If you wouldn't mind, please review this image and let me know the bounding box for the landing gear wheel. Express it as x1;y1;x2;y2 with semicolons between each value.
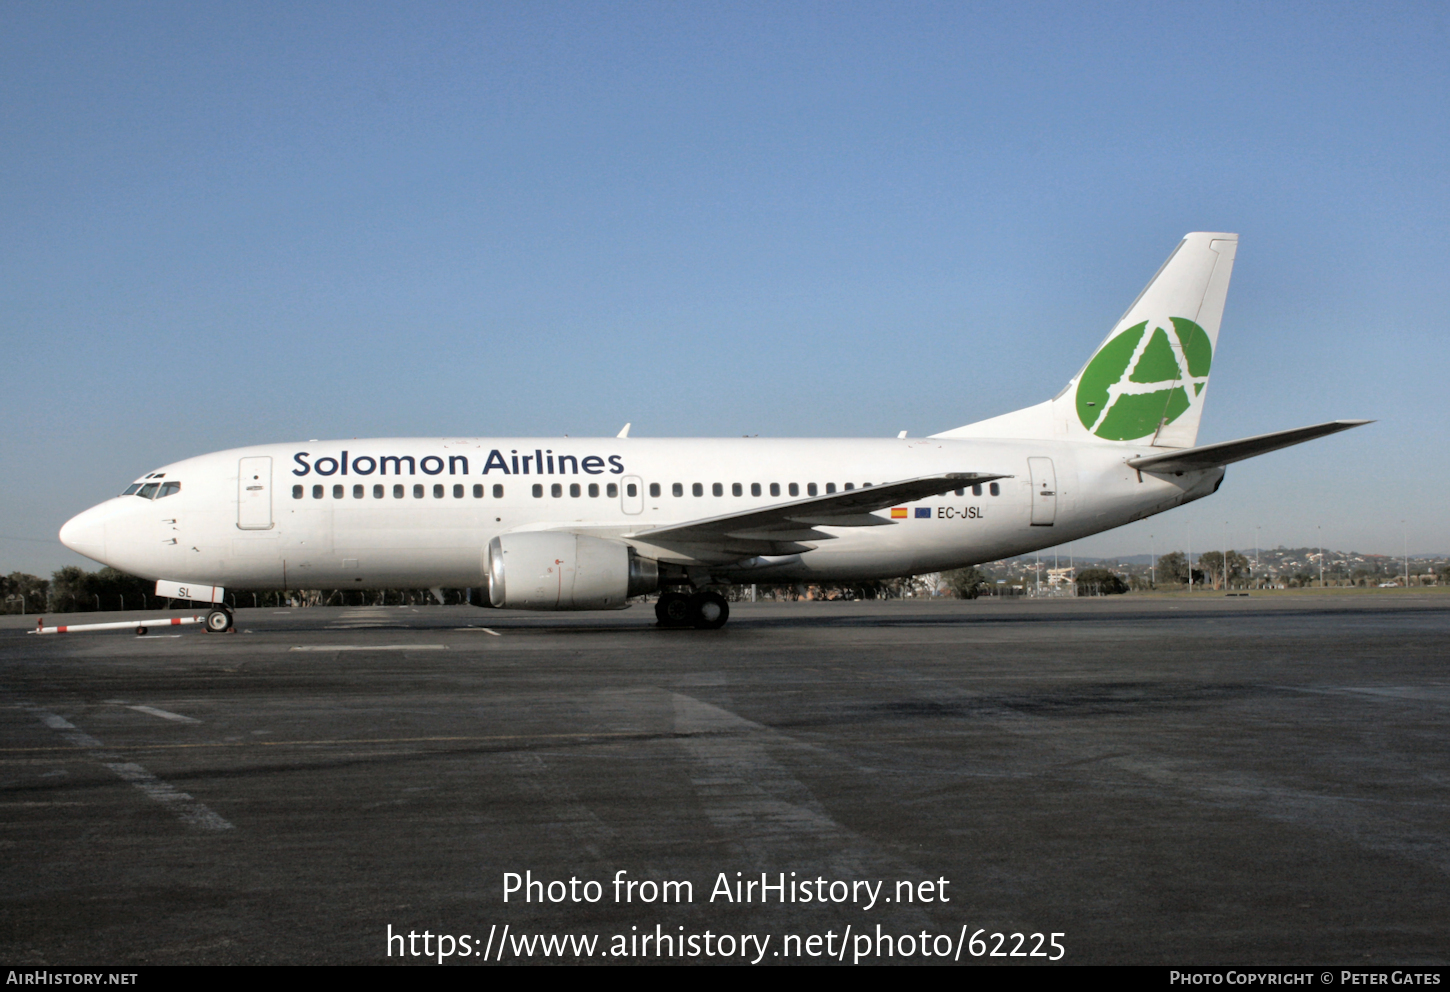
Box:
135;626;148;636
689;591;729;630
655;592;692;628
205;608;233;633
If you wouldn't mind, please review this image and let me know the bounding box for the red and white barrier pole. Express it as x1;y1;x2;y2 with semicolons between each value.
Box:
29;616;204;635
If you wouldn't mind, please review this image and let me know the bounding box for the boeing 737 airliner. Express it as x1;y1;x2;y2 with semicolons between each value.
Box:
59;233;1366;630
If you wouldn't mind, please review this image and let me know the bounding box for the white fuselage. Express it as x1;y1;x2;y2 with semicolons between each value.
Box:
59;435;1221;591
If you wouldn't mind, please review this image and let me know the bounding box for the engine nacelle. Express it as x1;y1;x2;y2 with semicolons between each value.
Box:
487;533;658;610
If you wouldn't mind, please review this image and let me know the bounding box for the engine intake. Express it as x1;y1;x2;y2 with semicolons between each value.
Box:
487;533;657;610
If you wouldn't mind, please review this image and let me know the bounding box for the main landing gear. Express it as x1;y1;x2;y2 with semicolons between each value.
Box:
655;590;730;630
205;607;235;633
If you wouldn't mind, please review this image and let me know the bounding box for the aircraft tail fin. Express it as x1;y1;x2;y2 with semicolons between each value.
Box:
934;232;1238;447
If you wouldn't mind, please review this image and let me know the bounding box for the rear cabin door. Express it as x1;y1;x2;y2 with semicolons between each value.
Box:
237;457;274;530
620;475;644;515
1028;457;1057;526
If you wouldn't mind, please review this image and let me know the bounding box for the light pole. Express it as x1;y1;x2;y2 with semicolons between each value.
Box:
1318;525;1324;588
1224;521;1229;591
1150;533;1155;587
1403;521;1409;588
1187;526;1193;593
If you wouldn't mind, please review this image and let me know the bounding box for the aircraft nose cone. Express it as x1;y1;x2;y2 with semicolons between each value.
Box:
59;508;107;562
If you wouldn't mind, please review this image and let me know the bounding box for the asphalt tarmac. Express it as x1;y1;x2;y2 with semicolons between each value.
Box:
2;594;1447;966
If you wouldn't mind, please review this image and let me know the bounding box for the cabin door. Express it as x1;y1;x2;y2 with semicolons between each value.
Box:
238;457;274;530
1028;457;1057;526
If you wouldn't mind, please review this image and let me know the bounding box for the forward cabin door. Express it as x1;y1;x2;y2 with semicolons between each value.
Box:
621;475;644;515
237;457;274;530
1028;457;1057;526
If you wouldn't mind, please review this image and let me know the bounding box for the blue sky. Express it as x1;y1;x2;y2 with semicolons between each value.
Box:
3;1;1447;573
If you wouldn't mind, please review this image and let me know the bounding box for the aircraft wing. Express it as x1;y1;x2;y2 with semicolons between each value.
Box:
624;472;1009;558
1126;420;1371;474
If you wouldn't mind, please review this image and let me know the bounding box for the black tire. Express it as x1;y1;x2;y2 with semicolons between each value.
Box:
135;627;147;636
205;608;233;633
689;591;729;630
655;592;692;628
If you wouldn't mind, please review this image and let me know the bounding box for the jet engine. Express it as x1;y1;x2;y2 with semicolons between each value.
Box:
487;533;658;610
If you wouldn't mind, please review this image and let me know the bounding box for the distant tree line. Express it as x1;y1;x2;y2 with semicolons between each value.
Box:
1;566;489;614
714;576;949;602
941;567;989;599
29;550;1431;616
1;571;55;614
1074;567;1129;595
6;564;1015;615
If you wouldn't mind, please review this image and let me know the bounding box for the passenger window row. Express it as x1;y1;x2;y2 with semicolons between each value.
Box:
288;479;1002;502
646;481;866;499
292;483;506;500
640;481;1003;495
529;482;625;498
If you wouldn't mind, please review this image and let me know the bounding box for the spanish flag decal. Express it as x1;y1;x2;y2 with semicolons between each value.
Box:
890;507;908;519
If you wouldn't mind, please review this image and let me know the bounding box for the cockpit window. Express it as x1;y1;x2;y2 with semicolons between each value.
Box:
122;483;143;496
137;483;159;499
157;481;181;499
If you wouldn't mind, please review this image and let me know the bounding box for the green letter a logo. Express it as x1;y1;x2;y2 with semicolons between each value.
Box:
1076;318;1212;440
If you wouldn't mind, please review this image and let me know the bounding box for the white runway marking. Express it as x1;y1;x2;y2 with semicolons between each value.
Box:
289;645;448;652
510;752;616;859
23;707;233;831
456;627;502;635
127;705;201;724
900;671;1450;881
39;713;98;742
663;689;936;927
102;763;233;830
1275;684;1450;704
332;610;395;627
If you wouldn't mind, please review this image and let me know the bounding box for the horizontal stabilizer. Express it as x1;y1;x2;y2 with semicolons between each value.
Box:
1126;420;1371;474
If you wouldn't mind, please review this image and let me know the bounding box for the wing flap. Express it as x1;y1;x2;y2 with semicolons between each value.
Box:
725;528;836;542
783;513;893;527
